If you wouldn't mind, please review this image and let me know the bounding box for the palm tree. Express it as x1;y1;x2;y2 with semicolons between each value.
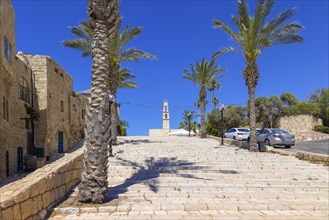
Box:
207;79;221;110
182;110;198;136
183;58;225;138
77;0;120;204
213;0;304;151
63;20;157;146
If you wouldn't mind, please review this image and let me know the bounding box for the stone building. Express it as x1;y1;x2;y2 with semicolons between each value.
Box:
0;0;34;181
0;0;88;181
19;53;89;159
149;100;172;136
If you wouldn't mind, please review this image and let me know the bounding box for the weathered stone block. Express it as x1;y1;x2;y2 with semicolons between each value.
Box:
35;195;43;212
20;199;35;219
2;207;13;220
42;191;52;209
0;195;14;209
12;187;31;203
12;203;22;220
30;178;47;197
64;171;74;184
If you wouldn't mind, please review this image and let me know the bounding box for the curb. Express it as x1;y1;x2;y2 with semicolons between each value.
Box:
266;147;328;166
208;135;328;166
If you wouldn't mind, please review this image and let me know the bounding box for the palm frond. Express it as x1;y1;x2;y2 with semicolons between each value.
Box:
118;25;142;53
212;47;239;59
118;81;138;89
120;48;158;63
62;39;92;57
118;67;138;89
271;22;304;44
238;0;250;30
212;19;240;44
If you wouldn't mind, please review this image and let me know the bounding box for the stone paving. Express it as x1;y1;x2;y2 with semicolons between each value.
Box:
50;136;329;219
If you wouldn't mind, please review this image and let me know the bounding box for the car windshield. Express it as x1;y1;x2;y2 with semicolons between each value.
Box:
271;129;288;134
237;129;249;132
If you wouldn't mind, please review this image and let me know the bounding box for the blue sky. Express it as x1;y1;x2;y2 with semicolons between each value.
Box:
12;0;328;136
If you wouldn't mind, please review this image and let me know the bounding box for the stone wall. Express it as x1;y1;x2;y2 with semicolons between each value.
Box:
0;58;34;180
69;94;88;147
278;115;323;132
149;129;170;137
19;54;88;158
0;147;84;220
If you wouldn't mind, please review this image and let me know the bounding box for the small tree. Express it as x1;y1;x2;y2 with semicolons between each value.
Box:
207;79;221;110
181;110;198;136
183;58;226;138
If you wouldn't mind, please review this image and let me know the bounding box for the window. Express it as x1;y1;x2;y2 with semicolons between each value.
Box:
60;100;64;112
54;68;59;74
19;77;30;103
82;109;85;119
3;97;9;122
164;114;167;119
4;37;12;63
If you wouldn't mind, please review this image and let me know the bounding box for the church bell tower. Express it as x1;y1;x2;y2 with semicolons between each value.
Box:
162;100;170;130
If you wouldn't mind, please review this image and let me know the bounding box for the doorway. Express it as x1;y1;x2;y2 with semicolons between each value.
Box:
58;130;64;153
17;147;24;171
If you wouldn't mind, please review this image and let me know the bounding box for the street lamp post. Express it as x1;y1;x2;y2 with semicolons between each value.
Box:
221;106;224;145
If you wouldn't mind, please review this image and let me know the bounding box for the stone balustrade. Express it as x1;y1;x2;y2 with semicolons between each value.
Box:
0;148;84;220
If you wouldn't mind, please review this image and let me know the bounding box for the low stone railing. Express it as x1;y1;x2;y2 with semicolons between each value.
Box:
0;147;84;219
208;135;328;166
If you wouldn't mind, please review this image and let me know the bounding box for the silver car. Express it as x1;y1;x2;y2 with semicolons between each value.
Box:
257;128;295;148
224;128;250;141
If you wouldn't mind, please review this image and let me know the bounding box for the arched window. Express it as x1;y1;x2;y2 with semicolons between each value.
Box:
165;114;167;119
19;77;30;103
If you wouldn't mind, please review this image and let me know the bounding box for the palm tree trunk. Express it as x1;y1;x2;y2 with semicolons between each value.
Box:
78;0;119;204
212;91;215;110
200;101;207;138
109;66;119;147
243;62;259;152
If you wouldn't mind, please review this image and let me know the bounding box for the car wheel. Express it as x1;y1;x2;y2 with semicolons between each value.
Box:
233;136;236;140
265;139;271;146
285;145;291;148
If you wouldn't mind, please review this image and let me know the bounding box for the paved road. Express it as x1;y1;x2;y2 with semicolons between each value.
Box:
50;136;329;219
275;139;329;155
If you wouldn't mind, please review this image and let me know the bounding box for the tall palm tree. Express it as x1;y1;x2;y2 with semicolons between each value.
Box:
183;58;225;138
213;0;304;151
77;0;120;204
63;20;157;145
207;79;221;110
182;110;198;136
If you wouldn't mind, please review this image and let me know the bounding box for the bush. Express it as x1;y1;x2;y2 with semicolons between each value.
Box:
314;125;329;134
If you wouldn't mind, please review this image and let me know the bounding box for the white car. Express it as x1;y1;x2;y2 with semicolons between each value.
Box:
224;128;250;141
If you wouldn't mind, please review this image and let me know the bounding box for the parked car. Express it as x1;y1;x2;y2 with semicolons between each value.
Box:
256;128;295;148
224;128;250;141
247;129;262;142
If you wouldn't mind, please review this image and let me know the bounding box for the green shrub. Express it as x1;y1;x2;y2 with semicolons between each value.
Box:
314;125;329;134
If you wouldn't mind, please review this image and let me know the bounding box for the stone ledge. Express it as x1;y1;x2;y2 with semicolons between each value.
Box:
268;147;328;166
0;147;84;219
209;135;328;166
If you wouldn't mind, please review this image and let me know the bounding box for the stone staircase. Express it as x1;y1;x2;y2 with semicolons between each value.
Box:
51;136;329;219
